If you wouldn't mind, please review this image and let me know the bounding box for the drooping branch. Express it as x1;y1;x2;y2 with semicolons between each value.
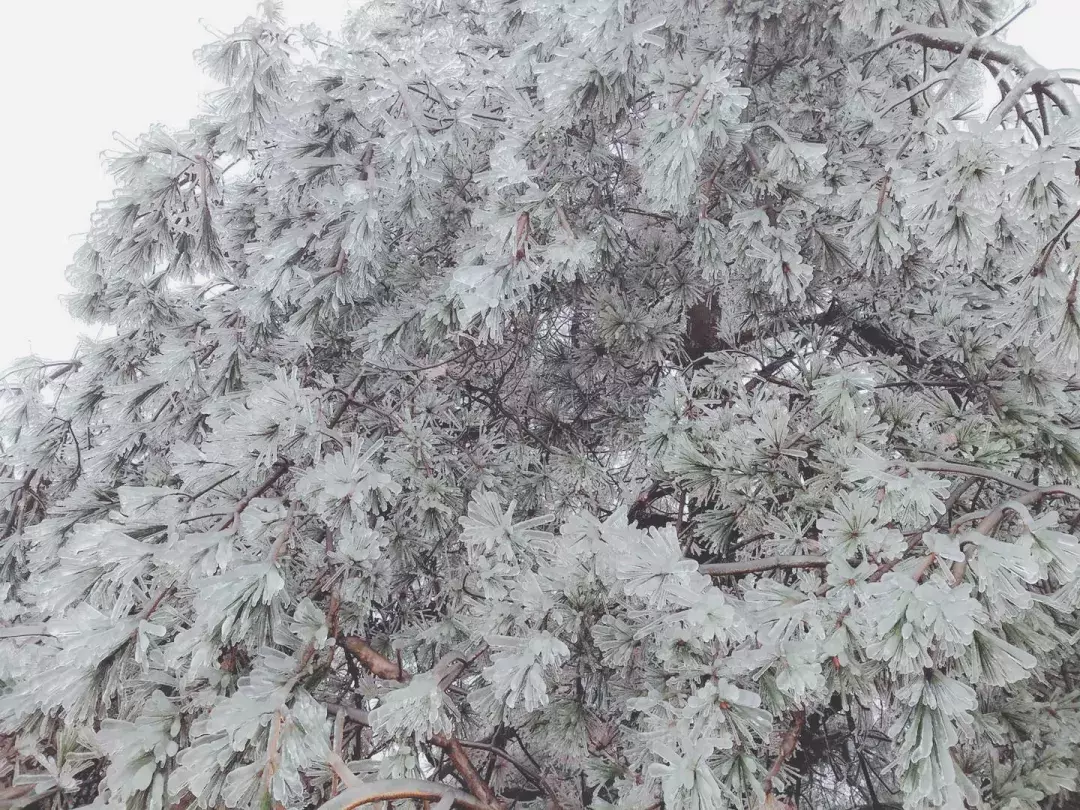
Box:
897;23;1080;117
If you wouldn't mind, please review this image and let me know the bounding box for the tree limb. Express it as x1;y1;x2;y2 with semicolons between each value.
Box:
911;461;1038;492
338;635;411;682
431;736;505;810
763;711;806;797
897;24;1080;117
313;779;493;810
698;555;828;577
336;638;509;808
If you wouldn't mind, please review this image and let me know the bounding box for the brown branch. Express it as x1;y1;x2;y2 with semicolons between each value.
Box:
338;635;411;682
314;779;493;810
763;711;806;797
134;460;293;624
456;741;564;810
951;487;1053;583
431;736;505;810
325;702;371;727
139;581;177;622
699;555;827;578
2;470;36;539
911;461;1037;493
217;459;292;531
337;640;509;808
327;374;366;430
323;703;511;809
452;741;542;788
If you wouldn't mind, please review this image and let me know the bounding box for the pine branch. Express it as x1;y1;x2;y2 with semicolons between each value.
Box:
451;741;543;789
336;638;508;807
763;711;806;797
217;459;292;531
897;23;1080;116
338;635;411;682
314;779;493;810
1032;205;1080;276
951;487;1056;582
430;736;505;810
912;461;1039;493
698;555;828;577
324;702;370;727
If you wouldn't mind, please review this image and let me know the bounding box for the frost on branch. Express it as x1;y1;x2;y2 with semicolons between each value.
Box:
5;1;1080;809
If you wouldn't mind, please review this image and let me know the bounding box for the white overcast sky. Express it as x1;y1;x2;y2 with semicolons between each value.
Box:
0;0;1076;367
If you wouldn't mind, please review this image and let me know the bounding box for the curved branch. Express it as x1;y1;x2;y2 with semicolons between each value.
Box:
950;484;1080;582
898;24;1080;117
314;779;493;810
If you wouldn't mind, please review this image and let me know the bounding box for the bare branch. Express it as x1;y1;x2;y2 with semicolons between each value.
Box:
325;702;371;727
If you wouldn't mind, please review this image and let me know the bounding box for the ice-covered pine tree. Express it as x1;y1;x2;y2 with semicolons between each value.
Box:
4;0;1080;808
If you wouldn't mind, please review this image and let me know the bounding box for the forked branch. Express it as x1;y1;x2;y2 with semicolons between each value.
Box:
898;23;1080;117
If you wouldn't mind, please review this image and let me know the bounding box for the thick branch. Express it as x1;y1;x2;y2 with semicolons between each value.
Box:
314;779;493;810
950;488;1075;583
338;635;411;682
431;736;505;810
325;702;371;726
699;555;827;578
